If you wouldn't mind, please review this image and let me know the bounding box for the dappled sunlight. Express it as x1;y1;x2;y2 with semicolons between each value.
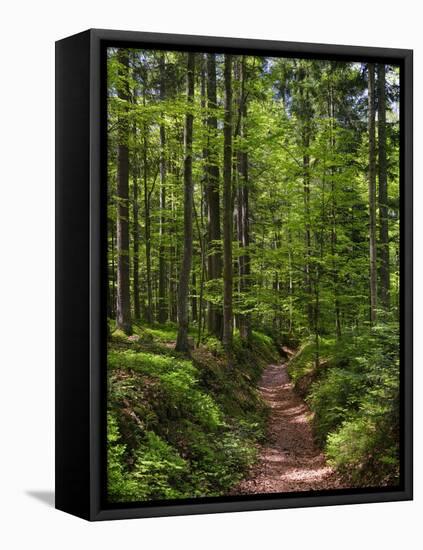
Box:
236;362;348;494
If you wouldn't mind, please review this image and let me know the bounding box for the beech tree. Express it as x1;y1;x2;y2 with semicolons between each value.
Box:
378;63;390;310
107;50;399;356
158;53;168;323
205;53;223;338
175;52;195;352
107;50;401;499
236;57;251;342
368;63;378;324
222;54;233;354
115;49;132;334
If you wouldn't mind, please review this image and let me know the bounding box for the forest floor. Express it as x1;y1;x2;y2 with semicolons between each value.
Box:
234;361;346;494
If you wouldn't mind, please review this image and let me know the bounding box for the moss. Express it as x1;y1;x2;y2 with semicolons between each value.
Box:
111;328;129;342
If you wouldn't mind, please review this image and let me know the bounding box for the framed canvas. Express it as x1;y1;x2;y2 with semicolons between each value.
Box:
55;29;413;521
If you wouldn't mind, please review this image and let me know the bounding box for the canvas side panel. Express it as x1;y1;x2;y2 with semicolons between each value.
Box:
55;30;91;520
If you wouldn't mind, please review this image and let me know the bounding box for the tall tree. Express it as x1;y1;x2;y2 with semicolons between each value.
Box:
237;57;252;342
132;127;141;320
115;49;132;334
110;222;116;318
368;63;378;324
158;53;168;323
143;83;153;324
205;53;223;337
222;54;234;354
378;63;390;310
328;71;341;337
196;54;208;344
297;62;314;330
175;52;195;352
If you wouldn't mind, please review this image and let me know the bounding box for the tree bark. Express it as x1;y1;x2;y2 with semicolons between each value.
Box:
328;79;341;338
169;180;178;322
191;272;198;322
378;63;390;310
110;222;116;318
237;57;252;342
175;52;195;352
158;53;168;323
205;53;223;338
142;91;153;324
116;49;132;334
368;63;378;324
132;137;140;321
222;54;234;354
298;64;313;330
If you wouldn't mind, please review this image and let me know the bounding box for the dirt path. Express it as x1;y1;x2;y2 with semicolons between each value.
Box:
236;362;344;494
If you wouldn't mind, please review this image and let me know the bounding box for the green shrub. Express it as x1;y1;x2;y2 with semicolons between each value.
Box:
307;367;363;445
107;329;271;502
289;325;400;486
326;401;399;486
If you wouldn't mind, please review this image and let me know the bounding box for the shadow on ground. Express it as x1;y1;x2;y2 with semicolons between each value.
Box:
26;490;55;508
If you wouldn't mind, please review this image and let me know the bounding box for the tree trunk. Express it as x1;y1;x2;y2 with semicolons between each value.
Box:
299;65;313;330
158;54;168;323
237;57;252;342
116;49;132;334
378;63;390;310
110;221;116;319
205;53;223;338
222;54;234;355
197;55;207;345
328;80;341;338
368;63;378;324
303;154;313;328
191;272;198;322
143;88;153;323
175;52;195;352
169;181;178;322
132;141;140;321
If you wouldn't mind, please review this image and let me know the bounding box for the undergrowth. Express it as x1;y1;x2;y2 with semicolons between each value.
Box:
287;323;400;487
107;324;278;502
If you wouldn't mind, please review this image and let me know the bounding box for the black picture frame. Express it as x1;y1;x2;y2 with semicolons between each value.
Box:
55;28;413;521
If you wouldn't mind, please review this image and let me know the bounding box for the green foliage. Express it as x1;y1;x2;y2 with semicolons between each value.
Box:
288;324;400;486
106;49;401;495
326;407;399;487
288;337;336;384
107;328;275;502
308;366;363;444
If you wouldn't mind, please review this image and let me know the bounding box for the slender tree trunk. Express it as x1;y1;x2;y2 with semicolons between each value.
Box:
132;143;140;321
237;57;252;342
303;153;312;328
169;181;178;322
378;63;390;310
288;232;293;335
191;272;198;322
175;53;195;352
222;54;234;355
158;54;168;323
205;53;223;338
314;228;323;368
107;220;113;318
299;66;313;330
110;221;116;319
328;81;341;338
368;63;378;324
143;87;153;323
197;56;207;344
116;49;132;334
193;196;206;345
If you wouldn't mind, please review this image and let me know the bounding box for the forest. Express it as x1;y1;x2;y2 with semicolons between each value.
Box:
106;47;400;502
